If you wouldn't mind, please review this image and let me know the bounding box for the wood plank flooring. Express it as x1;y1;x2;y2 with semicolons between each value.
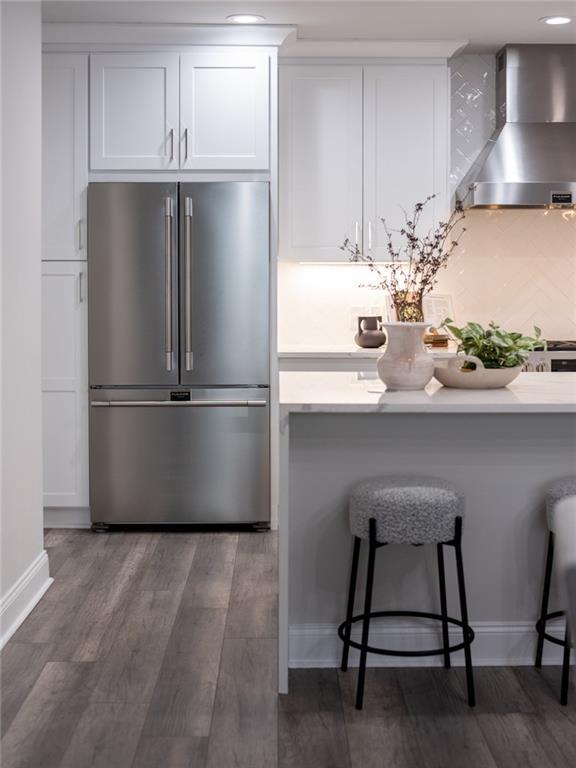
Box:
1;529;277;768
280;666;576;768
1;529;575;768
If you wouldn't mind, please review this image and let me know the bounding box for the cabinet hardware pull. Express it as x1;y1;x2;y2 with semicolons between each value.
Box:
91;400;267;408
77;220;84;251
79;272;85;303
183;127;189;164
169;128;174;162
368;220;373;251
354;221;359;248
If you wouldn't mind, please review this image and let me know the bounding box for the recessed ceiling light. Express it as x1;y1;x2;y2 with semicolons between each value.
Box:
539;16;572;25
226;14;265;25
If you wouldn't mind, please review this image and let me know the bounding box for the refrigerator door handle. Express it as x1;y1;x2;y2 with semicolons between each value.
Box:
91;399;267;408
164;197;174;371
184;196;193;370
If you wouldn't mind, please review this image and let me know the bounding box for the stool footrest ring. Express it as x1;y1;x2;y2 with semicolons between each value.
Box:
536;610;568;649
338;610;475;658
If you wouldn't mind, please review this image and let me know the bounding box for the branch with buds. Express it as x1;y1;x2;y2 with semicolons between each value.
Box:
340;194;467;322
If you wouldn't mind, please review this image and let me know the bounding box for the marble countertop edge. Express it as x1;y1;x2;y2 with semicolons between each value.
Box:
278;372;576;415
281;402;576;414
278;346;456;359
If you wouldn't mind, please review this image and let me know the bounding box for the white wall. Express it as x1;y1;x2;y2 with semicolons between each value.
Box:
0;1;51;646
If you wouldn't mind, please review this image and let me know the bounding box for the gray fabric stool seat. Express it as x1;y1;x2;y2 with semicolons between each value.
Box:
340;475;475;711
545;477;576;531
536;476;576;705
349;475;464;545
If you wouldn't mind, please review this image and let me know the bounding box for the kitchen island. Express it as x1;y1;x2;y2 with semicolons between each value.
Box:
278;371;576;692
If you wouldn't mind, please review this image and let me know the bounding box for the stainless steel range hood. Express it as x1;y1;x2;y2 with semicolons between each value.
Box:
458;44;576;208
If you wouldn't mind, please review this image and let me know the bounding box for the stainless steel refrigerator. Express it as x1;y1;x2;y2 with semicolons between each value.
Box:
88;182;270;527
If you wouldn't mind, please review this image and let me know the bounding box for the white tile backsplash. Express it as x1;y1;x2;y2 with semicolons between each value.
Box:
435;209;576;339
449;54;496;193
278;210;576;348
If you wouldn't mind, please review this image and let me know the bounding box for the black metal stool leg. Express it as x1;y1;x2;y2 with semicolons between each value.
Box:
437;543;451;669
454;518;475;707
341;536;361;672
560;623;571;706
535;531;555;668
355;518;377;710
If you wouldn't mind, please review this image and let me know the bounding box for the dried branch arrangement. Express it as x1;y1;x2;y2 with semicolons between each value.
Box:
340;194;467;322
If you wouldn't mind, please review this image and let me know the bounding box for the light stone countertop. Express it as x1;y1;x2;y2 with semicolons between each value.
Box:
279;371;576;414
278;344;456;359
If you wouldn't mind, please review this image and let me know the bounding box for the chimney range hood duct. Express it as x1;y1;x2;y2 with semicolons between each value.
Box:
457;44;576;208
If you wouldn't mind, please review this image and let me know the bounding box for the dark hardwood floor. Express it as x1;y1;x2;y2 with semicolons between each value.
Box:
1;529;574;768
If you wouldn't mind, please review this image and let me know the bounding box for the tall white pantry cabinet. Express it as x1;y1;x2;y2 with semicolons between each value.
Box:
280;61;450;261
42;54;89;511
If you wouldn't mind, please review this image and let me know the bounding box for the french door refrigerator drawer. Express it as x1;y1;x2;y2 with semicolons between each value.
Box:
89;389;270;525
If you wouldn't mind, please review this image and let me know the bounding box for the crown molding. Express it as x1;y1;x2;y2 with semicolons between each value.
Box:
42;22;296;48
279;38;469;59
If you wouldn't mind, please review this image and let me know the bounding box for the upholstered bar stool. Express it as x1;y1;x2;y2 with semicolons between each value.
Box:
338;476;475;710
535;477;576;705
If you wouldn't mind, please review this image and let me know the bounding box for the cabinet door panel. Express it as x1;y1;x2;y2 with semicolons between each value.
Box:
42;54;88;260
90;53;179;170
364;65;449;260
280;66;363;261
42;263;88;508
180;52;269;169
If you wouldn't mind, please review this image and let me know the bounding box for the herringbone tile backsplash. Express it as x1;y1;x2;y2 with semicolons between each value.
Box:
436;208;576;339
278;208;576;347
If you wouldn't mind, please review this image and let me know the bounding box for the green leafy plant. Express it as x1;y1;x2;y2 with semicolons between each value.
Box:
441;320;546;369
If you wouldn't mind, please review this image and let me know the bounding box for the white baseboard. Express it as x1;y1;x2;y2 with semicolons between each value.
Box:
0;551;53;648
44;507;91;529
289;619;571;668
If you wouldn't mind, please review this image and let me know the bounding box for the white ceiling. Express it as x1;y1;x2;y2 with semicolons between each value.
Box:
42;1;576;52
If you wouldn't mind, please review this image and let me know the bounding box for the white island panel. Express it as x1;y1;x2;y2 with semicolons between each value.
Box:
278;372;576;692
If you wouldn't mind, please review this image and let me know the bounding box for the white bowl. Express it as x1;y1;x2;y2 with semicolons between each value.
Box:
434;355;522;389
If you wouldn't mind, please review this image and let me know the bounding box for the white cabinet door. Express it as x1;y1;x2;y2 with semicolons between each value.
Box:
42;54;88;260
90;53;179;170
363;64;449;260
42;262;88;508
180;52;269;170
279;66;363;261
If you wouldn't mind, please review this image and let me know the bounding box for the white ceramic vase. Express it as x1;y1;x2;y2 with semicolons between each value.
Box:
377;322;434;391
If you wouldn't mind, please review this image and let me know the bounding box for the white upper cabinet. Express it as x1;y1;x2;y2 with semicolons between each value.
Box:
88;51;269;171
42;262;89;508
363;64;449;260
280;66;363;261
90;53;180;170
42;54;88;260
279;62;449;261
180;52;269;170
